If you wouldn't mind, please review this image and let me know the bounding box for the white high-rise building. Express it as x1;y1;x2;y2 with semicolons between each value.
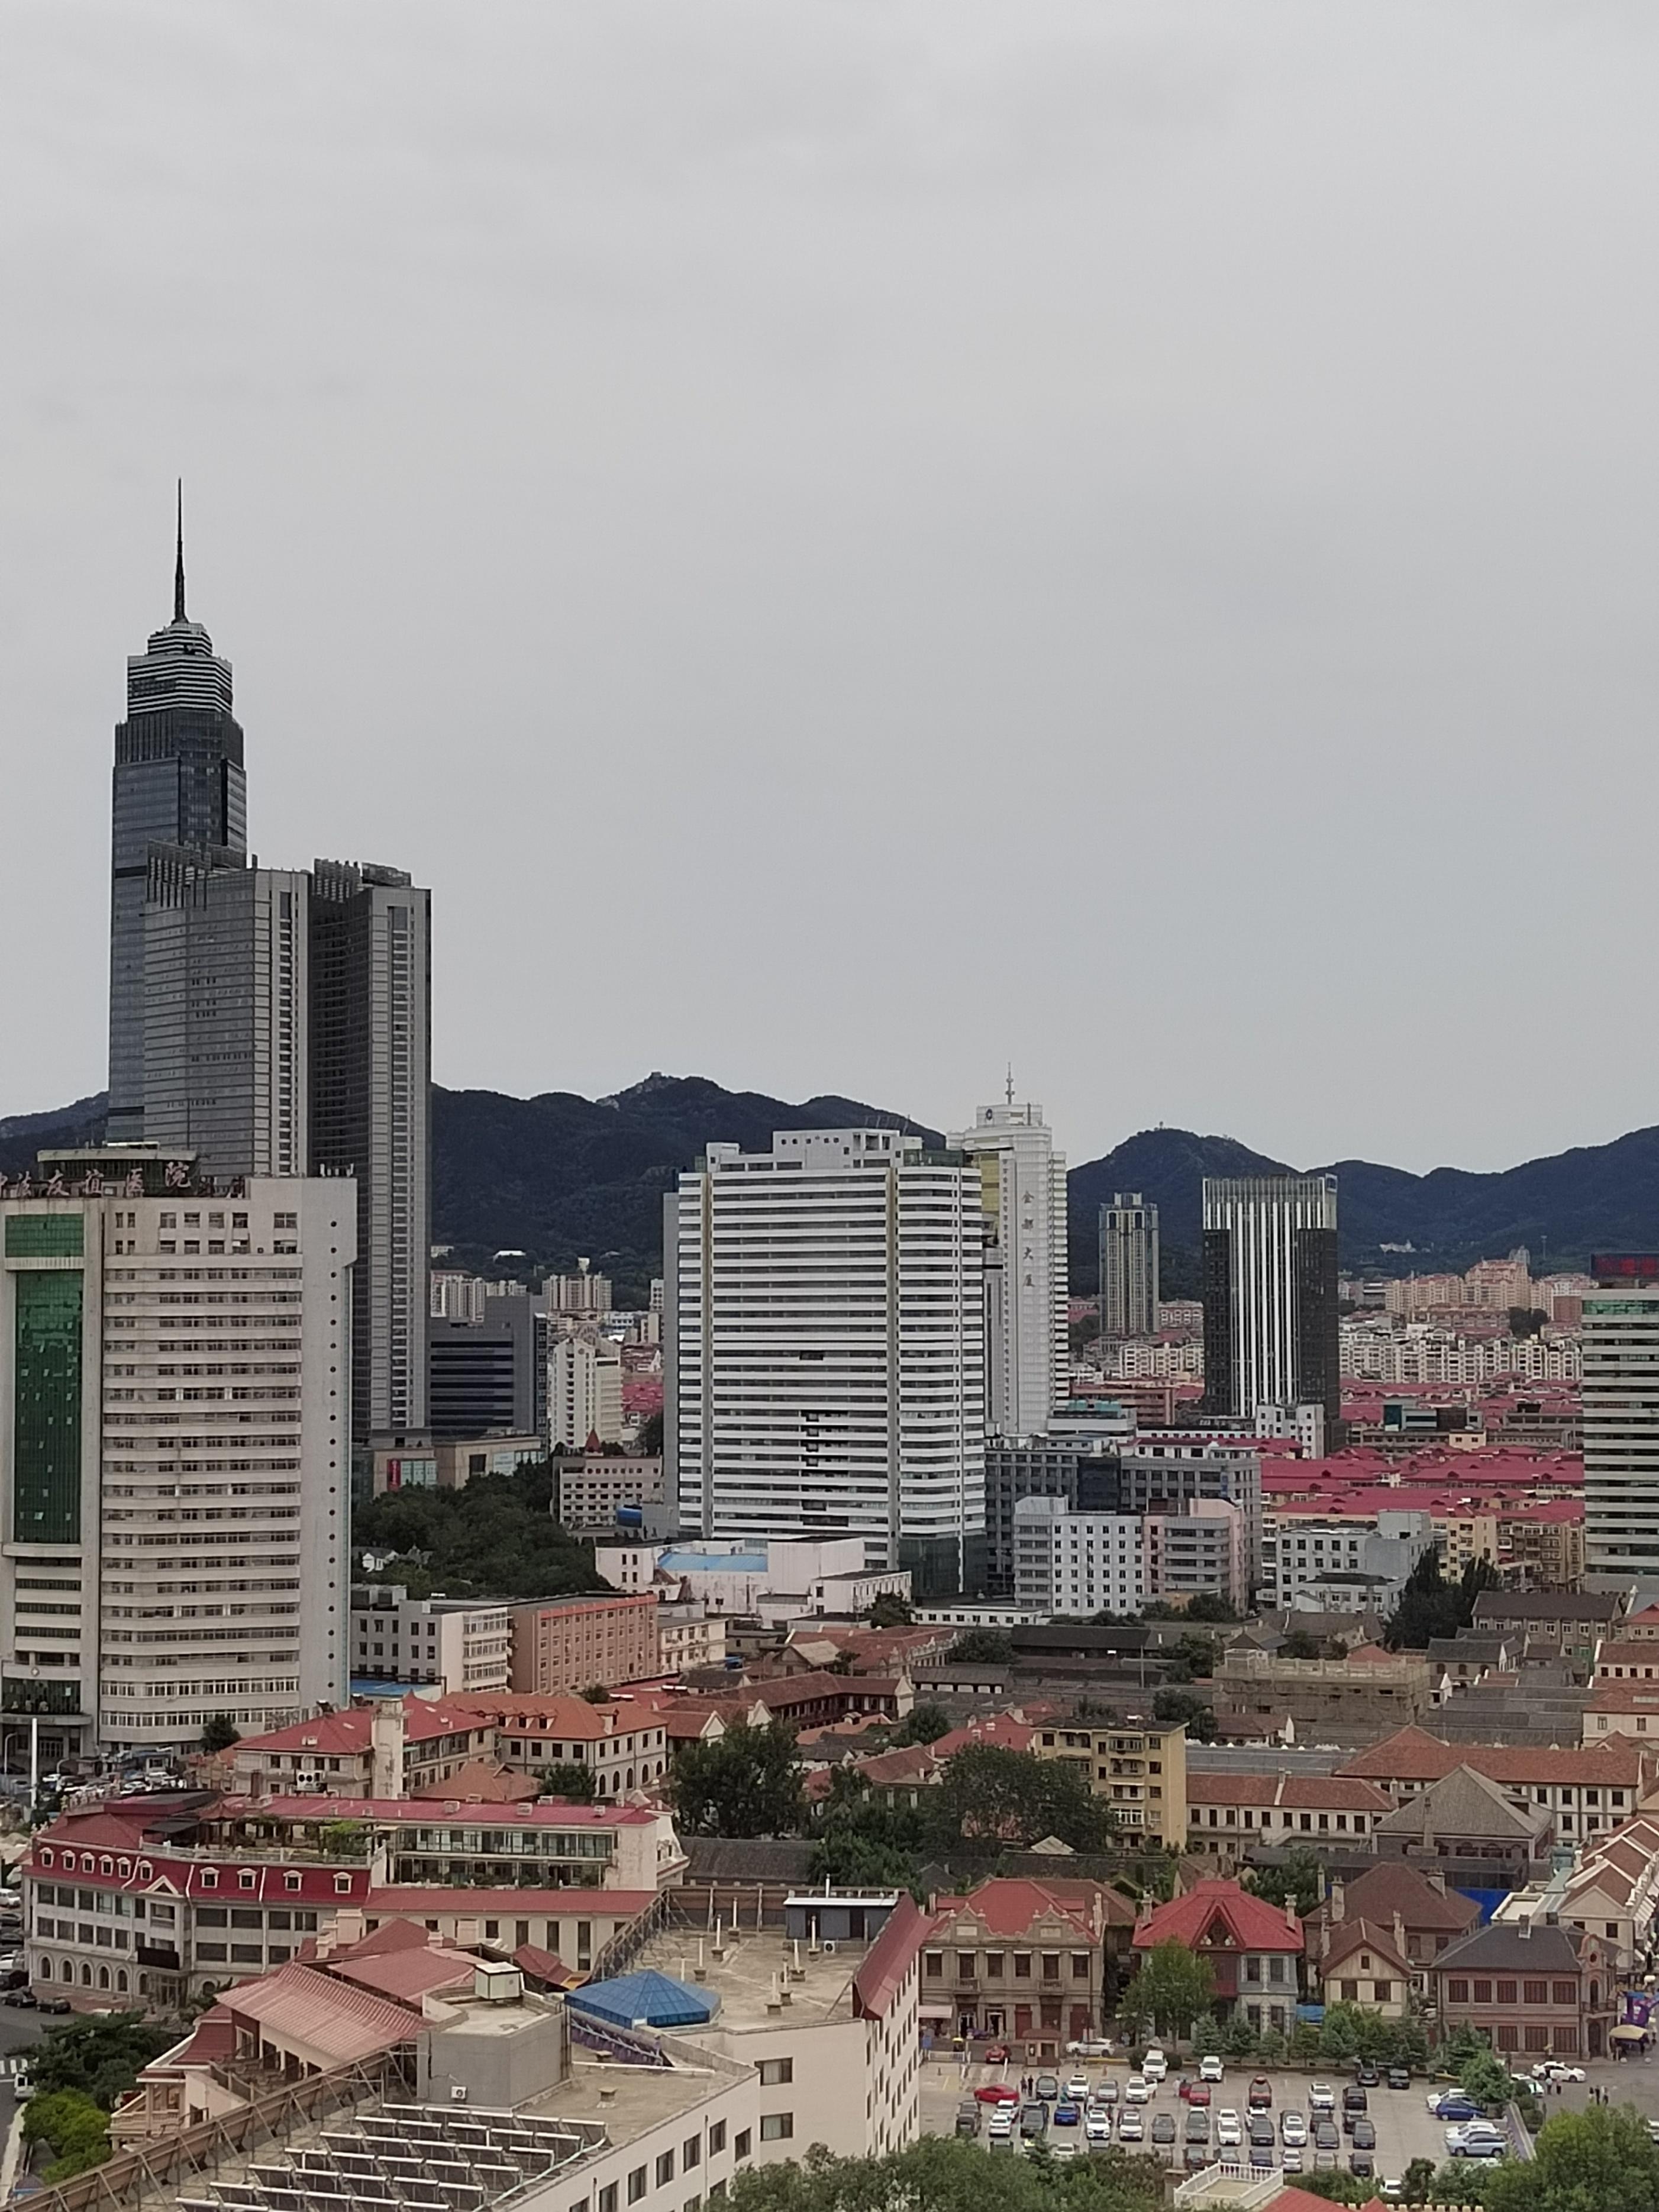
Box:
0;1146;354;1761
949;1101;1067;1440
1012;1495;1147;1616
549;1333;622;1450
1583;1258;1659;1590
664;1129;984;1585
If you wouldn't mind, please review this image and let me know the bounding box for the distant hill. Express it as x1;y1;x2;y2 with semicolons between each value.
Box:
12;1082;1659;1297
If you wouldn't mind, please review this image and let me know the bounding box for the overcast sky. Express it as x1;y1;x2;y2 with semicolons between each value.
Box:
2;2;1655;1174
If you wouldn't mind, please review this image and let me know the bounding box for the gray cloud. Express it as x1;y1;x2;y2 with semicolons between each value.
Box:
2;1;1655;1175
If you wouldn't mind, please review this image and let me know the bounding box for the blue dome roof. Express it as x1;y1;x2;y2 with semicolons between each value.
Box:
567;1969;720;2029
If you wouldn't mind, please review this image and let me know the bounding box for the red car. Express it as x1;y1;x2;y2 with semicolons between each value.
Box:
983;2045;1011;2064
976;2083;1021;2105
1248;2078;1273;2110
1179;2081;1212;2106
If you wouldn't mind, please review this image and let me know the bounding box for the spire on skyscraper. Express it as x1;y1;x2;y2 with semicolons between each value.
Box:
174;479;186;623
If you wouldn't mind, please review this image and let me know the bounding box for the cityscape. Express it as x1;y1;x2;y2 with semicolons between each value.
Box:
3;9;1658;2212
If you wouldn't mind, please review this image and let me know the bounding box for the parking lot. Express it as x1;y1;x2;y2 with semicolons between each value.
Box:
921;2059;1487;2187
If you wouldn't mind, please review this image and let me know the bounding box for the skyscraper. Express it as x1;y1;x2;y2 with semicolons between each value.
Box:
1201;1174;1340;1426
664;1128;985;1589
1581;1254;1659;1590
1099;1191;1160;1337
108;513;246;1146
950;1100;1067;1439
106;523;431;1455
309;860;431;1442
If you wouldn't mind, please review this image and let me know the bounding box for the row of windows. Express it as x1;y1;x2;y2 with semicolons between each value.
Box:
1444;1978;1579;2005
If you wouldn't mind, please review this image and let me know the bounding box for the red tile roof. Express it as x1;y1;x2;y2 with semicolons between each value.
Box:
1320;1862;1480;1934
853;1892;929;2018
1337;1724;1647;1787
1319;1918;1412;1979
1187;1774;1392;1814
234;1697;490;1756
408;1759;541;1803
221;1962;425;2063
364;1887;658;1916
929;1714;1037;1759
932;1879;1096;1945
1133;1879;1303;1955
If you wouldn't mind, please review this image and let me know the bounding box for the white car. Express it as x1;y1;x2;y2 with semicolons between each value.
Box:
988;2113;1015;2141
1446;2123;1506;2159
1216;2110;1242;2149
1125;2075;1153;2104
1064;2075;1091;2104
1067;2039;1112;2059
1049;2142;1079;2165
1118;2112;1145;2142
1281;2113;1308;2148
1142;2047;1169;2082
1199;2055;1224;2084
1309;2082;1335;2112
1085;2112;1112;2144
1531;2061;1585;2084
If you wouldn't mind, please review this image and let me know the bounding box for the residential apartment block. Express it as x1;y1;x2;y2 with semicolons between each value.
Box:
1030;1714;1187;1846
509;1591;661;1696
349;1585;512;1694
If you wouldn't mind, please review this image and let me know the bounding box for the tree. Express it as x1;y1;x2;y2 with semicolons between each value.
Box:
1279;1629;1325;1660
1430;2162;1493;2207
1289;2178;1374;2207
318;1820;369;1860
538;1762;597;1802
353;1459;608;1602
889;1702;950;1747
1386;1553;1501;1651
670;1723;805;1838
1458;2048;1514;2110
809;1826;920;1892
637;1408;664;1455
1508;1307;1548;1342
1248;1849;1325;1917
728;2133;1166;2212
1125;1940;1214;2039
28;2013;177;2111
947;1630;1013;1667
1151;1687;1216;1742
1219;2010;1257;2061
926;1746;1114;1853
865;1592;914;1628
22;2090;110;2183
1182;1594;1240;1625
1318;2004;1360;2062
1399;2157;1438;2205
1173;1632;1218;1679
579;1684;612;1704
200;1714;240;1754
1483;2103;1659;2212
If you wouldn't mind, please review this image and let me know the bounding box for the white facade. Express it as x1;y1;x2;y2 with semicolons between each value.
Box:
594;1535;870;1611
664;1130;985;1575
1012;1495;1147;1615
1583;1275;1659;1587
349;1588;512;1693
1263;1510;1436;1611
0;1159;354;1756
951;1102;1067;1439
555;1453;664;1531
548;1333;622;1449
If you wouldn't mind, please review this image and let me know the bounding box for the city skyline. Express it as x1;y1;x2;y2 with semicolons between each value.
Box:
7;7;1659;1176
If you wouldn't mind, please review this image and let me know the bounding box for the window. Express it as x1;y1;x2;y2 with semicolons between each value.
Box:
200;1870;217;1889
1341;1980;1360;2002
334;1875;351;1895
656;2153;675;2188
628;2171;648;2204
1497;1981;1517;2005
1553;2027;1579;2055
759;2059;793;2085
985;1951;1004;1978
683;2139;701;2170
1553;1982;1576;2005
734;2134;751;2163
600;2187;618;2212
1071;1953;1089;1980
1473;1980;1493;2004
708;2124;726;2156
1524;2026;1550;2052
1524;1980;1548;2005
924;1953;943;1979
957;1952;977;1981
1041;1953;1060;1981
1448;1979;1470;2003
1014;1953;1032;1979
1374;1981;1393;2003
1496;2026;1519;2051
760;2117;793;2143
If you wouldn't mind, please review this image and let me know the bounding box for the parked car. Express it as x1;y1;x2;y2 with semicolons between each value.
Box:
1314;2149;1338;2172
1309;2082;1336;2113
956;2104;981;2137
1350;2152;1376;2178
1446;2123;1506;2161
1066;2039;1112;2059
1035;2075;1060;2103
1085;2111;1112;2144
1124;2076;1153;2105
1184;2111;1211;2143
988;2113;1015;2144
1282;2149;1303;2174
1248;2117;1276;2149
984;2045;1011;2064
1;1991;35;2010
1142;2047;1169;2082
1053;2104;1080;2130
1351;2120;1376;2151
1199;2055;1224;2084
1281;2113;1308;2148
1021;2105;1048;2140
1428;2092;1480;2121
1184;2143;1211;2171
1182;2083;1212;2107
1049;2142;1080;2166
1064;2077;1091;2105
1386;2066;1412;2091
1248;2077;1274;2111
1531;2061;1585;2085
1216;2110;1242;2149
1092;2078;1119;2105
36;1998;70;2016
1117;2112;1144;2143
1249;2142;1276;2171
1151;2113;1176;2147
1354;2061;1380;2087
1314;2121;1339;2153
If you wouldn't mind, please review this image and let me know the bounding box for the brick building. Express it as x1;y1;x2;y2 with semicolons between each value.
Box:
1431;1916;1616;2061
510;1591;661;1695
1131;1879;1303;2036
921;1879;1113;2058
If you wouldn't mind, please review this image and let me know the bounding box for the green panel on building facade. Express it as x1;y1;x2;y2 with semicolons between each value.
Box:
12;1271;83;1544
4;1215;85;1259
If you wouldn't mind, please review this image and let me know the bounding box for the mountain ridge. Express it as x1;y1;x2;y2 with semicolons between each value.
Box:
7;1084;1655;1298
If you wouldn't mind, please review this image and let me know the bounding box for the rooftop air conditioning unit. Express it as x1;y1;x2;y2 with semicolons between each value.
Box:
450;2085;469;2103
822;1940;837;1956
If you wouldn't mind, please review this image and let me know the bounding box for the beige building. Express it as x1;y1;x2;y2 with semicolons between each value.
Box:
555;1453;665;1531
550;1334;623;1449
510;1591;661;1695
370;1433;544;1494
1030;1715;1187;1846
659;1602;727;1676
349;1585;512;1694
1315;1918;1412;2016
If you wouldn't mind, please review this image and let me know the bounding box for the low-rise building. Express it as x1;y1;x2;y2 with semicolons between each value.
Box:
1471;1588;1625;1666
509;1592;662;1696
1263;1511;1435;1614
1186;1771;1393;1859
1131;1879;1303;2036
230;1698;497;1798
1030;1715;1188;1847
921;1879;1113;2056
1314;1918;1412;2016
350;1586;514;1694
453;1692;670;1795
1336;1724;1652;1844
1214;1645;1434;1735
658;1602;728;1676
1306;1861;1480;1993
372;1433;546;1494
1582;1680;1659;1743
1431;1914;1616;2061
554;1453;666;1531
1371;1763;1555;1882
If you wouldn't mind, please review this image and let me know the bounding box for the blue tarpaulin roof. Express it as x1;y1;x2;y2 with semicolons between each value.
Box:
567;1970;720;2029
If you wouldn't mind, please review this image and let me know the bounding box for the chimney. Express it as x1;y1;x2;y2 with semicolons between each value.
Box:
371;1700;407;1801
1330;1878;1346;1926
1285;1899;1299;1934
1519;1913;1532;1940
1393;1910;1406;1959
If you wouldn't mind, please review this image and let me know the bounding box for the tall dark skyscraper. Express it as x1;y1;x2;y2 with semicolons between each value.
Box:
1200;1173;1340;1427
108;508;247;1144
